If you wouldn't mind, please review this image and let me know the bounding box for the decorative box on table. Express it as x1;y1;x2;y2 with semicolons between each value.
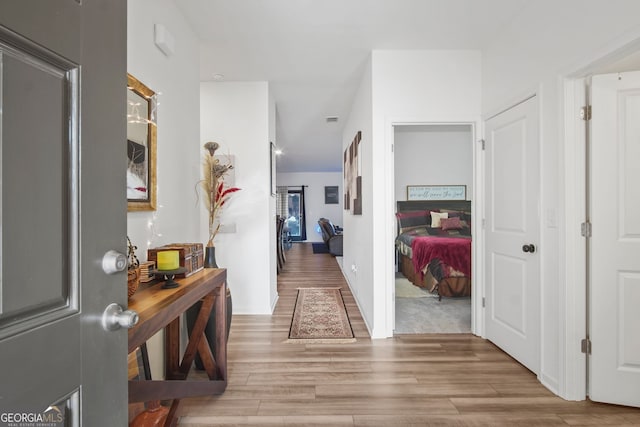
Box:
147;243;204;278
138;261;156;283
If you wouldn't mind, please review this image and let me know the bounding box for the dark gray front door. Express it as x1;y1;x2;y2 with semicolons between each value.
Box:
0;1;128;425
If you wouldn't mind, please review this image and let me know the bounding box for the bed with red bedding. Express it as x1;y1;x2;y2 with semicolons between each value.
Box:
395;200;472;299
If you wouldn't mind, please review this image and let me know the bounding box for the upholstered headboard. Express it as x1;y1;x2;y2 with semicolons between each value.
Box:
395;200;472;235
396;200;471;214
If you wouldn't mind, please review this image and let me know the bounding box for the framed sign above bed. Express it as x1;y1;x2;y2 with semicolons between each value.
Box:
407;185;466;201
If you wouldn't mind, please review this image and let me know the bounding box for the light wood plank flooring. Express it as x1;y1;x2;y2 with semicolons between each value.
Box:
178;243;640;426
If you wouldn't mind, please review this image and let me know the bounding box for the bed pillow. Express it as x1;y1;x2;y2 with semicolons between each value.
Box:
396;211;429;233
441;209;472;227
441;216;463;231
441;209;462;217
430;211;449;228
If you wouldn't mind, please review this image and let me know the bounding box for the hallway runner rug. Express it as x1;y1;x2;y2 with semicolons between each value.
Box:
287;288;356;343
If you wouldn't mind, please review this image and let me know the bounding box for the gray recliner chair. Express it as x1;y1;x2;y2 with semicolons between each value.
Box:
318;218;343;256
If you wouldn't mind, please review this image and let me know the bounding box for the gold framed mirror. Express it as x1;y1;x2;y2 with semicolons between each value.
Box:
127;73;157;211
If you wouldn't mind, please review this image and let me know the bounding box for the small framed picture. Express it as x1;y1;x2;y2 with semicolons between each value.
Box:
324;186;339;204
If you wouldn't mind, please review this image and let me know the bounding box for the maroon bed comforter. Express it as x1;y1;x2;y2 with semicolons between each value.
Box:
411;236;471;280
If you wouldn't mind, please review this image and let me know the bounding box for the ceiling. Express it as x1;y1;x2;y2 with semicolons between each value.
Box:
175;0;530;173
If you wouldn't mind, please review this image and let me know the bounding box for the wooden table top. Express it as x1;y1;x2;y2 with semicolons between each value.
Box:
127;268;226;353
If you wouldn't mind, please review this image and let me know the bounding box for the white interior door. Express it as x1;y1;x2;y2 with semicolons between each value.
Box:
484;96;540;374
0;2;128;424
590;71;640;407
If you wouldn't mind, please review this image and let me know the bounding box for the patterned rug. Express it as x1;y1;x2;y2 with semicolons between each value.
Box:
287;288;356;343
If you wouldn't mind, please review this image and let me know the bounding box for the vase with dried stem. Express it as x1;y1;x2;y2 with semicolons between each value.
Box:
201;141;240;267
188;142;238;370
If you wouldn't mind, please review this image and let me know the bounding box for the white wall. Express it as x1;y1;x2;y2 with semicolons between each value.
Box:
200;81;276;315
481;0;640;399
394;125;473;204
342;55;374;331
376;51;481;338
343;50;481;337
127;0;201;380
276;172;343;243
269;91;278;309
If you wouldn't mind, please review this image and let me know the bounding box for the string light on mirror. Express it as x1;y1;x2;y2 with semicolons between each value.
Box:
126;87;159;126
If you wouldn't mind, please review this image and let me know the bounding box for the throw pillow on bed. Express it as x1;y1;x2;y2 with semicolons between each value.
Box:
441;216;463;231
430;211;449;228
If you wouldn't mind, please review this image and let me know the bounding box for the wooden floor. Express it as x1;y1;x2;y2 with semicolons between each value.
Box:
178;243;640;426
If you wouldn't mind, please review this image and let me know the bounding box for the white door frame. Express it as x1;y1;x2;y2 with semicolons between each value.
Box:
562;37;640;400
385;118;484;337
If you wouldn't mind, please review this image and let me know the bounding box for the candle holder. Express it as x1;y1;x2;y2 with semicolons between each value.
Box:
150;267;187;289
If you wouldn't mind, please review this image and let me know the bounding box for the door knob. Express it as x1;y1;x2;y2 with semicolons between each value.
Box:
102;250;128;274
522;244;536;253
102;303;139;331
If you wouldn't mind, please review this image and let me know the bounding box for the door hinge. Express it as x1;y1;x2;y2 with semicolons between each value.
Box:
581;338;591;354
479;139;485;150
580;105;592;121
391;144;394;153
581;221;592;238
482;297;486;308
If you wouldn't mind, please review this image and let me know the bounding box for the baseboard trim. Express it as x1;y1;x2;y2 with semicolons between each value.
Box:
337;258;374;338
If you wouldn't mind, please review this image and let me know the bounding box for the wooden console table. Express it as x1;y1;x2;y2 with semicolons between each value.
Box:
127;268;228;425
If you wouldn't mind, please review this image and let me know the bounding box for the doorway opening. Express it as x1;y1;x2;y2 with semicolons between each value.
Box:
392;124;474;334
286;187;307;241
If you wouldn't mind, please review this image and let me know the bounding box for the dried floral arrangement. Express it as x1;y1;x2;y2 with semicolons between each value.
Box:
127;236;140;270
127;236;141;298
200;142;241;247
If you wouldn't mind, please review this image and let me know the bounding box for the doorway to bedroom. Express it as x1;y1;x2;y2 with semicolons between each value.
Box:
393;124;474;334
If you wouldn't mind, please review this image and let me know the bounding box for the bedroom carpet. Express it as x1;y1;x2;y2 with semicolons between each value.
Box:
395;275;471;334
395;277;430;298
